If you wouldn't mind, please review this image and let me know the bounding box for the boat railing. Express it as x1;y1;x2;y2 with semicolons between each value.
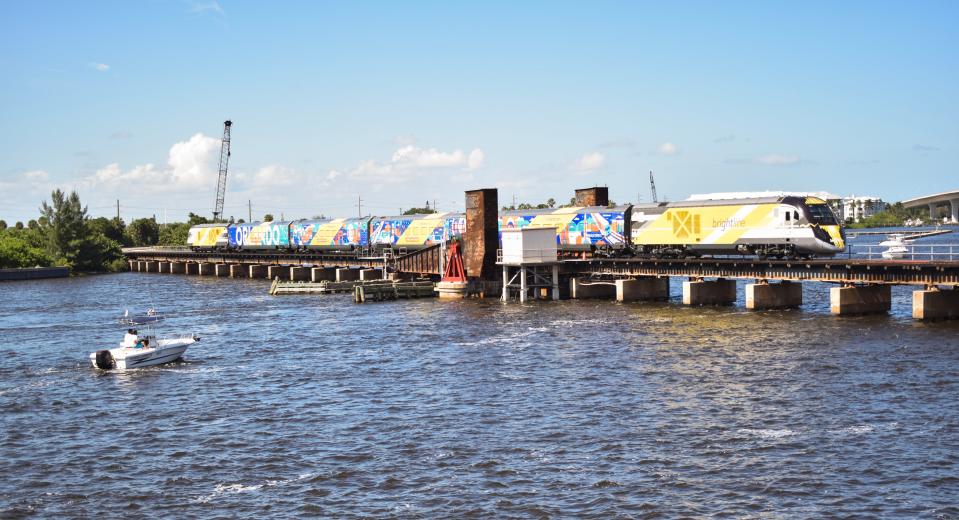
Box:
847;243;959;261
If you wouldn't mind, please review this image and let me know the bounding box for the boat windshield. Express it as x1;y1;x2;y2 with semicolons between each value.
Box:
807;203;838;225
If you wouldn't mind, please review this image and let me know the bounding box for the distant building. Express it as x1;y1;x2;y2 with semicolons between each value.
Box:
840;196;887;223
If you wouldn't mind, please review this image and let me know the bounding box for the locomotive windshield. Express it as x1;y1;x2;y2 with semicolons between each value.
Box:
806;204;838;225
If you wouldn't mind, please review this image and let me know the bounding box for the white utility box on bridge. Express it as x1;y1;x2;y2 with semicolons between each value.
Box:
499;227;560;302
500;227;557;265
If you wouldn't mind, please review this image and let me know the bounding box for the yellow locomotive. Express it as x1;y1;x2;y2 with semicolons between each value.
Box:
631;195;845;258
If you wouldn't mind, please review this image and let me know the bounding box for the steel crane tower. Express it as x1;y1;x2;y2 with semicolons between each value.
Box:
649;170;658;203
212;120;232;222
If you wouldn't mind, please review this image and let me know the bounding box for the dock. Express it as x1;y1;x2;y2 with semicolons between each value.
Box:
268;277;436;302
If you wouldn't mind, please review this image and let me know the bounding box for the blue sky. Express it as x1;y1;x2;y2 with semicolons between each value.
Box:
1;1;956;223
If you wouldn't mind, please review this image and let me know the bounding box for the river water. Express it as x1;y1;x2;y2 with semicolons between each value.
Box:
1;271;957;518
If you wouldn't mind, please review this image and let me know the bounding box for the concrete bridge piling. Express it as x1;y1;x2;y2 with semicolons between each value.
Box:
615;277;669;302
829;284;891;316
683;278;737;306
913;286;959;320
311;267;337;282
746;280;803;310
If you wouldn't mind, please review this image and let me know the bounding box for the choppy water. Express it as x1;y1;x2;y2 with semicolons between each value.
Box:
1;272;958;518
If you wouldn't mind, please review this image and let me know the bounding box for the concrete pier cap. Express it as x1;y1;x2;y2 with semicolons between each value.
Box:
359;268;384;281
570;277;616;299
311;267;337;282
170;262;185;274
913;286;959;320
290;266;310;281
336;268;360;282
616;277;669;302
198;263;215;276
683;278;737;306
746;280;802;310
830;284;891;316
248;264;267;279
214;263;230;277
185;263;199;275
266;265;287;280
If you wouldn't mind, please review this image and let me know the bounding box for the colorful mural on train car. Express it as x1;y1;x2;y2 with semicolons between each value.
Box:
370;217;413;246
429;215;466;243
331;218;371;247
393;213;454;247
228;221;291;249
498;207;630;248
290;220;322;247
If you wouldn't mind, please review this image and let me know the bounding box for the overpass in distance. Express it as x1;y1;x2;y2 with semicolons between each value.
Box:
902;189;959;222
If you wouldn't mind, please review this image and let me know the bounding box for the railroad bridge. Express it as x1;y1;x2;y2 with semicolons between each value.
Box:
124;187;959;320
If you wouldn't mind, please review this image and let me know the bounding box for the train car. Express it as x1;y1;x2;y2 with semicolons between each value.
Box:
631;196;845;258
187;224;229;251
228;221;292;250
292;217;373;252
499;205;632;251
369;213;466;250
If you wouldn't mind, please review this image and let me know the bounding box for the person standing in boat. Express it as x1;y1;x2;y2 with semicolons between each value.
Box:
122;329;138;348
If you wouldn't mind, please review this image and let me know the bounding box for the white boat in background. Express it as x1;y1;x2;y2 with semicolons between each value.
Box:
91;335;198;370
879;233;911;259
118;308;164;326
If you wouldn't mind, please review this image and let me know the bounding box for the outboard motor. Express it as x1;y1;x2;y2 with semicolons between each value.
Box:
95;350;115;370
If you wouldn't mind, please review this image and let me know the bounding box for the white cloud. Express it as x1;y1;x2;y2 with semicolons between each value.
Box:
328;145;485;184
467;149;485;171
91;63;110;72
253;165;297;187
658;142;678;155
187;1;224;14
570;152;605;172
24;170;49;182
87;132;219;190
167;133;221;186
756;154;800;165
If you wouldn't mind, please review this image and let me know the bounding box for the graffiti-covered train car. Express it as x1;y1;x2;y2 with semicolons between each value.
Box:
369;213;466;249
228;221;292;250
291;217;373;251
499;205;632;251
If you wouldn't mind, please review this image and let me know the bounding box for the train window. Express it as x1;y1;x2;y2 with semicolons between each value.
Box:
794;211;800;221
785;211;791;221
807;204;838;225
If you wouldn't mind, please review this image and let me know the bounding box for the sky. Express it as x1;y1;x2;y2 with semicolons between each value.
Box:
1;1;956;223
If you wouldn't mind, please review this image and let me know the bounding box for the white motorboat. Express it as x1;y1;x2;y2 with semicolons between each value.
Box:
91;329;199;370
879;233;911;259
118;308;164;326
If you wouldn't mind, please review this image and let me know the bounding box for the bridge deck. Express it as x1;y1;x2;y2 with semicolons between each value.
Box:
124;248;959;285
564;257;959;286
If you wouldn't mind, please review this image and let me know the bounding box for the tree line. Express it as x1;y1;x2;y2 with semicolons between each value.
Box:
0;189;212;272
